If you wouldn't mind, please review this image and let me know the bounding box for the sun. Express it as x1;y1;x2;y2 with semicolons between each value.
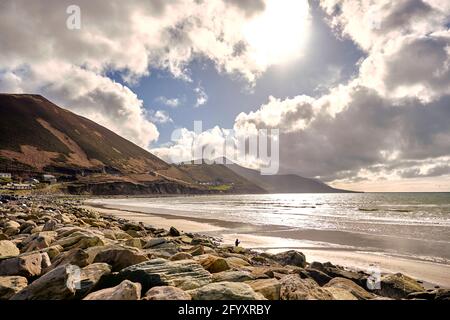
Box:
243;0;311;68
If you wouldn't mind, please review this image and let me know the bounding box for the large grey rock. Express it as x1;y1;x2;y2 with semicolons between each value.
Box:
10;264;80;300
0;276;28;300
83;280;141;300
280;275;334;300
324;277;376;300
187;282;266;300
272;250;306;268
93;247;148;272
117;258;212;292
0;240;20;258
144;286;191;300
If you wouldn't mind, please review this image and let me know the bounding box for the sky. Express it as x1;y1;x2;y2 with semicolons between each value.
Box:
0;0;449;192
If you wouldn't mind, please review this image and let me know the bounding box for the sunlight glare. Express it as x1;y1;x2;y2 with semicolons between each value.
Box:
243;0;311;68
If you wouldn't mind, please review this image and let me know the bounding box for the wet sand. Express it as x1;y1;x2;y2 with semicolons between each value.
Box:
84;202;450;288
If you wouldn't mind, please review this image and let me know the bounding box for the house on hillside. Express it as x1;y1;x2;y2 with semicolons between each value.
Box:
41;174;57;184
24;178;40;185
10;183;32;190
0;173;11;179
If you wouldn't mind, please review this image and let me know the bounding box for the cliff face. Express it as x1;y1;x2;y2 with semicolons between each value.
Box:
66;181;214;196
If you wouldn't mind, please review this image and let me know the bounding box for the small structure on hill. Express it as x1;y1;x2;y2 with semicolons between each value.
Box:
0;173;11;179
41;174;57;184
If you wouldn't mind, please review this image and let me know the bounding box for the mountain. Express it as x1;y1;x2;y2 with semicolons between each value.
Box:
222;159;352;193
176;161;266;194
0;94;201;194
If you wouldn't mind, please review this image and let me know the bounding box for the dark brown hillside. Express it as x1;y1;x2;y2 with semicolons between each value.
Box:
0;94;196;190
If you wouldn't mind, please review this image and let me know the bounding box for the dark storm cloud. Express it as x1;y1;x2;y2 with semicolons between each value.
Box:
380;0;434;31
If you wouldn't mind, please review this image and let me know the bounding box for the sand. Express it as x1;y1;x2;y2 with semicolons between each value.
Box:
83;202;450;289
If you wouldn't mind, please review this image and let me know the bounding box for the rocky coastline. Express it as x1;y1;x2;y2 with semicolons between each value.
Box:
0;195;448;301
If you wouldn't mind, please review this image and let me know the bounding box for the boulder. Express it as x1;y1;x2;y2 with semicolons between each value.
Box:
143;238;167;249
0;240;20;258
144;286;191;300
83;280;141;300
0;276;28;300
47;248;90;271
4;221;20;236
212;271;256;283
42;220;58;231
170;252;193;261
10;264;80;300
117;258;212;292
198;255;231;273
21;233;54;253
324;277;375;300
124;238;145;249
226;256;251;268
302;268;332;286
93;247;148;272
54;231;104;250
75;263;112;298
272;250;306;268
407;291;437;300
251;267;289;279
246;278;281;300
0;252;49;277
434;289;450;300
187;282;266;300
188;245;204;256
310;262;367;287
168;227;181;237
279;275;334;300
376;273;425;299
325;287;358;300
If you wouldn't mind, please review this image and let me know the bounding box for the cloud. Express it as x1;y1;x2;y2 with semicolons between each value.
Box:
223;0;266;17
149;110;173;124
1;0;309;147
194;85;208;107
157;0;450;189
156;96;180;108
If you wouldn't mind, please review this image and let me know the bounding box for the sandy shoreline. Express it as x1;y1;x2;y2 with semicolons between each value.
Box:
83;202;450;289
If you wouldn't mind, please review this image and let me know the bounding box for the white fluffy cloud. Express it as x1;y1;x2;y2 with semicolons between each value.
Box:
0;0;310;147
155;0;450;190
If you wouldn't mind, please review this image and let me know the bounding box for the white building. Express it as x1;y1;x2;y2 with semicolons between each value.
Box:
0;173;12;179
41;174;57;184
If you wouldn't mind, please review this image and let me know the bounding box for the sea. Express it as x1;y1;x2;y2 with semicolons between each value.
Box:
89;193;450;264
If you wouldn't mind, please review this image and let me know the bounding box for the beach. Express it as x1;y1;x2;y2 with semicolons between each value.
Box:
85;199;450;289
